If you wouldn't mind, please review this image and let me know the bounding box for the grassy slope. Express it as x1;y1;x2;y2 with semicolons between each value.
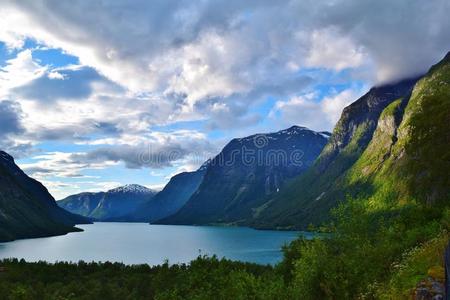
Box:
251;78;419;229
346;52;450;208
285;52;450;298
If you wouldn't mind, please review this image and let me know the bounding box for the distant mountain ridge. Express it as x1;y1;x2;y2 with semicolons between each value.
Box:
157;126;330;226
0;151;90;242
113;166;207;223
58;184;157;221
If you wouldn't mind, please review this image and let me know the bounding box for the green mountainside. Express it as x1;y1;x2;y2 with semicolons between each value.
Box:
279;52;450;299
0;151;90;242
250;76;424;229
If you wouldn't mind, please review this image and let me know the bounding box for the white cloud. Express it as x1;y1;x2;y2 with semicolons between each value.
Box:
0;49;46;98
19;151;118;179
0;0;446;140
270;88;365;132
43;179;123;200
305;27;368;71
1;0;447;90
71;130;215;170
321;89;364;125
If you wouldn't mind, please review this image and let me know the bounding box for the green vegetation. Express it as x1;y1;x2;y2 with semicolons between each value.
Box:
0;202;447;299
270;52;450;299
286;200;448;299
0;257;286;300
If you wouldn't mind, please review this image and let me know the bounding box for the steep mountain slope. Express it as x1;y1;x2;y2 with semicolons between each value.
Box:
252;54;449;229
158;126;330;225
117;166;207;222
0;151;90;242
58;184;157;221
343;52;450;206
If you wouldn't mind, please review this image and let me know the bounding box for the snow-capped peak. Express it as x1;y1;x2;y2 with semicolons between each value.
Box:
108;184;155;194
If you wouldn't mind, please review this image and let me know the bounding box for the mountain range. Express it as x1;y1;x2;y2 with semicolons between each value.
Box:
58;126;329;224
113;165;207;222
57;184;157;221
55;48;449;229
157;53;449;229
1;52;448;242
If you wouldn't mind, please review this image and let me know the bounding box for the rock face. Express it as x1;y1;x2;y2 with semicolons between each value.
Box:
157;126;329;225
414;277;445;300
0;151;90;242
58;184;157;221
118;166;207;223
314;77;419;174
250;52;450;229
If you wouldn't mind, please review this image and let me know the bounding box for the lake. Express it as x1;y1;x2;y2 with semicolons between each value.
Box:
0;223;313;265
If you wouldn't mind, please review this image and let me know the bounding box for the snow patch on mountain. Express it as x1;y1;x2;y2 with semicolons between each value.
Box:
107;184;156;194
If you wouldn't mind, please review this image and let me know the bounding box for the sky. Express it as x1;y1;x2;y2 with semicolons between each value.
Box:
0;0;449;199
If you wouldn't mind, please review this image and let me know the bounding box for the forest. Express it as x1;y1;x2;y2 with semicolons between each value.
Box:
1;198;448;300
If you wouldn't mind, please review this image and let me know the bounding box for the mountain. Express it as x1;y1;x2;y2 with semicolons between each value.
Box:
115;165;207;223
158;126;330;225
0;151;90;242
57;184;157;221
250;53;450;229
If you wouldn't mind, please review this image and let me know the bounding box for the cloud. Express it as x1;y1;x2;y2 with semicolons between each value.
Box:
13;65;123;102
19;151;117;179
0;49;46;98
304;27;368;71
0;100;24;137
0;0;447;139
0;0;446;144
309;0;450;82
2;0;448;92
20;130;214;181
270;88;365;132
0;100;33;157
70;130;216;169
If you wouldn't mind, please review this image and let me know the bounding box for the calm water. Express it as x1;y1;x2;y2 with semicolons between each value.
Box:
0;223;313;265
